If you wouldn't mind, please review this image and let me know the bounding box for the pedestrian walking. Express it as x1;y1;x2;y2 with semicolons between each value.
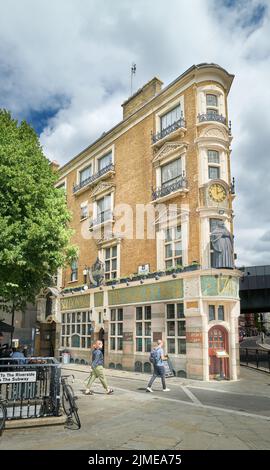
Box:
146;339;170;392
85;340;113;395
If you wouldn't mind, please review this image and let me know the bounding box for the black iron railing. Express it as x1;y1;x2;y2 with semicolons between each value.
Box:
240;348;270;373
230;177;235;195
198;112;226;124
152;177;188;200
0;357;61;420
73;163;114;193
152;117;186;144
89;210;113;229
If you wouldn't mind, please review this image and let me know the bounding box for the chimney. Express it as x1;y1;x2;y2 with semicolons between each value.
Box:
122;77;163;120
50;160;60;172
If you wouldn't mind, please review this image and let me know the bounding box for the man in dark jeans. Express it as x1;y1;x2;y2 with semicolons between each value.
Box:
146;339;170;392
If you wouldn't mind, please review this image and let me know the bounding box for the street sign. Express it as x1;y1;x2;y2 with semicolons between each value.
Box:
0;371;37;384
163;359;175;377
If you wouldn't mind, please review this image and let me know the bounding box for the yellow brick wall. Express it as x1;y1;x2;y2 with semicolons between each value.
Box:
60;77;232;287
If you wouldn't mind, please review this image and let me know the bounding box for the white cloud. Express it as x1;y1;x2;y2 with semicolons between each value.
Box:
0;0;269;266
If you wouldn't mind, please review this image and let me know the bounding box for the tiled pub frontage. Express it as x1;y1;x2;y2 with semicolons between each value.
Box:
59;269;241;381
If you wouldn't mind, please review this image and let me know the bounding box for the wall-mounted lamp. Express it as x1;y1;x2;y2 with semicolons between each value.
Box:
126;281;129;286
172;273;177;279
112;285;115;289
155;275;159;281
140;279;144;284
99;286;103;291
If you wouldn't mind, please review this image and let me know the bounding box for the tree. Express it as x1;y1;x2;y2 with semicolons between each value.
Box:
0;109;77;318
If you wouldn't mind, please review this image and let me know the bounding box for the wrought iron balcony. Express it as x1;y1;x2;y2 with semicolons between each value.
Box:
89;210;114;230
73;163;115;194
152;117;186;144
197;112;226;124
152;177;188;201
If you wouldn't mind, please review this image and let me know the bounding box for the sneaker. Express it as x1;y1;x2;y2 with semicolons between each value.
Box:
107;388;114;395
85;389;93;395
146;387;153;393
163;388;170;392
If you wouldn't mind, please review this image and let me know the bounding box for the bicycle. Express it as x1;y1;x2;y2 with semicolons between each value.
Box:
0;397;8;436
61;374;81;429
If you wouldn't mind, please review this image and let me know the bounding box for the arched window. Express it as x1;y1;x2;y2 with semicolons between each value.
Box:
71;334;80;348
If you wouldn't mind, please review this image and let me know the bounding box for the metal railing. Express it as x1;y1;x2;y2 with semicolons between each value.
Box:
198;112;226;124
240;348;270;373
0;357;61;420
152;117;186;144
89;210;113;229
73;163;114;193
152;177;188;200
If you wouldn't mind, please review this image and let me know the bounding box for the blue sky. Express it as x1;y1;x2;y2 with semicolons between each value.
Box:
0;0;270;266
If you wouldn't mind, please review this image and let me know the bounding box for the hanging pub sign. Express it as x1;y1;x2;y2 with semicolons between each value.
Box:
89;257;105;287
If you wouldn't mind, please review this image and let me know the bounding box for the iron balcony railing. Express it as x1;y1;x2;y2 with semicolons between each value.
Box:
197;112;226;124
152;117;186;144
152;176;188;200
73;163;114;193
89;210;113;229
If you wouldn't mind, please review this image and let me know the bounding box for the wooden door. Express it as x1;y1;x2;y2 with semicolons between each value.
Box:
208;326;229;379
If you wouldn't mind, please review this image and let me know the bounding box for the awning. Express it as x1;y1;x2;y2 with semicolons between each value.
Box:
0;321;14;333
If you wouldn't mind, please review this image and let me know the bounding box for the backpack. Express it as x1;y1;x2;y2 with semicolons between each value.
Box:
149;348;159;365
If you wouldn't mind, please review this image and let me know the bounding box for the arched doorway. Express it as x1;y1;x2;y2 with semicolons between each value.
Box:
208;325;229;379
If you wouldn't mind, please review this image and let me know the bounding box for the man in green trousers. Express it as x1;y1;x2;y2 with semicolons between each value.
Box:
85;340;113;395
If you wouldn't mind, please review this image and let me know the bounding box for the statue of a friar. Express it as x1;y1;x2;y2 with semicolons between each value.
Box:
210;221;234;269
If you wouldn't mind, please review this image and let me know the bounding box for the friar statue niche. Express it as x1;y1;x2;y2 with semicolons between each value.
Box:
210;221;234;269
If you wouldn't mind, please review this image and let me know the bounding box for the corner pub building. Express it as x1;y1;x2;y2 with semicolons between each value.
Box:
43;63;241;381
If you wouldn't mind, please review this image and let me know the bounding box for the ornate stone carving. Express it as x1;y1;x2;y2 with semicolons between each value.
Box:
152;142;188;165
90;182;115;199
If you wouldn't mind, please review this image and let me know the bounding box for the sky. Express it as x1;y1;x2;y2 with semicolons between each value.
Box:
0;0;269;267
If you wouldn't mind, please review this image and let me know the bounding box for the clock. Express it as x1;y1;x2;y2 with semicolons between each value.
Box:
208;183;227;202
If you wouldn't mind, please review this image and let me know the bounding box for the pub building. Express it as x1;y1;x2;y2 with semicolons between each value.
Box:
38;63;241;380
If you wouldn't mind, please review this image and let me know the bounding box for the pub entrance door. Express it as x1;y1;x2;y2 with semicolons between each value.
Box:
208;326;229;379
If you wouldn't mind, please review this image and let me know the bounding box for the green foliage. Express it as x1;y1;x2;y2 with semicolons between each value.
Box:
0;110;76;312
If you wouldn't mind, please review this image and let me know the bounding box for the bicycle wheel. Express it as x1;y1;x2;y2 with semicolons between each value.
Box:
0;402;7;433
72;407;81;430
62;384;74;416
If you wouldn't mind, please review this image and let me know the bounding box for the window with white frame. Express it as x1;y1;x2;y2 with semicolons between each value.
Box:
166;303;186;354
79;165;92;184
98;152;112;171
104;246;118;280
164;225;182;269
61;311;92;349
70;260;78;281
208;166;220;180
161;104;181;131
110;308;123;351
80;204;88;220
135;306;151;352
208;150;220;180
209;218;222;267
208;304;225;322
206;93;218;116
208;150;220;164
97;194;112;224
161;158;182;188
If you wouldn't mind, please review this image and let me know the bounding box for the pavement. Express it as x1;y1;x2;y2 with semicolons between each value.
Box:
0;365;270;450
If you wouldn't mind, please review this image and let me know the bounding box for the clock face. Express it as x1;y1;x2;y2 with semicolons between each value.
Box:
208;183;227;202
